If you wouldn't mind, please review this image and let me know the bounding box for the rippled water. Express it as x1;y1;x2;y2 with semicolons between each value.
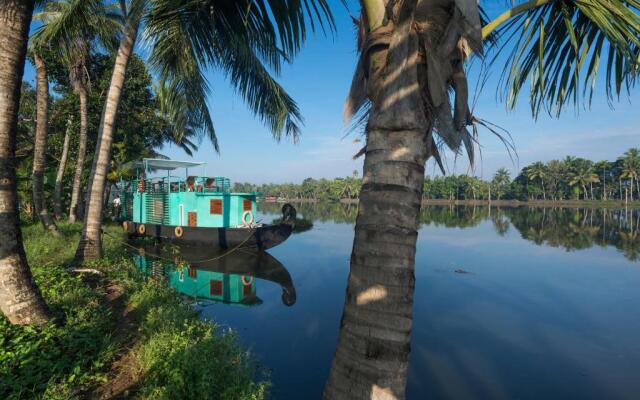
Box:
134;204;640;399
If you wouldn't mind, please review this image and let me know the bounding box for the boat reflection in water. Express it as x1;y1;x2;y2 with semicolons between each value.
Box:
133;243;296;307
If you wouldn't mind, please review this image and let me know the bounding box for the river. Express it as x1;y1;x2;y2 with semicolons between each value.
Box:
134;203;640;399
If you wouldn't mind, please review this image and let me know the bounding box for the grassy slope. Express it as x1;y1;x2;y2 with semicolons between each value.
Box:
0;222;268;399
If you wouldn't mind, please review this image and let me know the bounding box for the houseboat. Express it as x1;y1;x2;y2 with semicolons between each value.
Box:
118;159;296;250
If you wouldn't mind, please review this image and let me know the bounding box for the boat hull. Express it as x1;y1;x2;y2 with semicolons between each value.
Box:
124;204;296;251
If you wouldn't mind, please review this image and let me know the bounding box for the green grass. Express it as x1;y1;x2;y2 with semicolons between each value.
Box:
0;222;268;399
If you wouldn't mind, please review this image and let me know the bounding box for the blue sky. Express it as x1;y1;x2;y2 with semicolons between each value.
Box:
25;1;639;184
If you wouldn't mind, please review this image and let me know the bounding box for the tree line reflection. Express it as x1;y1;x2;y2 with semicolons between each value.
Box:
259;202;640;261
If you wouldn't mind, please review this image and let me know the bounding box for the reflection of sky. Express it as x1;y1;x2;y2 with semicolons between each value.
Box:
191;208;640;399
412;221;640;399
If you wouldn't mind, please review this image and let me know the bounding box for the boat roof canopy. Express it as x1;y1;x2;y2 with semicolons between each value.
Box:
139;158;206;171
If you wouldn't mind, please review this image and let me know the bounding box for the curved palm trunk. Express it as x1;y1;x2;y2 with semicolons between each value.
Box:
75;21;138;262
32;52;59;235
324;4;428;398
54;118;72;219
0;0;51;325
68;86;88;222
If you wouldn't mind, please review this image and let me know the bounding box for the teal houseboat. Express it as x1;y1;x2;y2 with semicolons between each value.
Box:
119;159;296;250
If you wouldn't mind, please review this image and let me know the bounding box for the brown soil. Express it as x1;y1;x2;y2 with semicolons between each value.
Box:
91;282;143;400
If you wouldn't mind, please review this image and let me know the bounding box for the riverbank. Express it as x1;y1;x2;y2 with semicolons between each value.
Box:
1;223;267;399
265;198;640;208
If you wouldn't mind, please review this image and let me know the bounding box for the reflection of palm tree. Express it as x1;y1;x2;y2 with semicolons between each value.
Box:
618;230;640;261
491;213;510;236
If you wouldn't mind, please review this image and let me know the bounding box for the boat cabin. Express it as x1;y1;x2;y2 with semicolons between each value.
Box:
119;159;258;228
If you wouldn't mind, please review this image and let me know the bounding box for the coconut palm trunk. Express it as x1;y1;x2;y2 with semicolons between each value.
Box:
68;87;88;222
75;21;139;262
324;2;434;397
0;0;51;325
32;51;59;235
54;118;72;219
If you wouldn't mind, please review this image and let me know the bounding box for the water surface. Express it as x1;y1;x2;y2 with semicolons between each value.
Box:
135;204;640;399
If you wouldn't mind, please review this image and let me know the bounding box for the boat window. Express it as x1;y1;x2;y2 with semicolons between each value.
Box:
242;199;252;211
210;200;223;215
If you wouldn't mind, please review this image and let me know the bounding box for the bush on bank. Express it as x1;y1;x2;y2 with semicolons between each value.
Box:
0;223;267;399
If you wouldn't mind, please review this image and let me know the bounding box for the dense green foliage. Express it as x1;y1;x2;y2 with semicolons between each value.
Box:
0;224;267;399
234;170;362;201
15;52;196;221
243;149;640;202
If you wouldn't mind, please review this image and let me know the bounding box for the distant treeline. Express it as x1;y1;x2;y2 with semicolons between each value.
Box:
258;202;640;261
235;149;640;202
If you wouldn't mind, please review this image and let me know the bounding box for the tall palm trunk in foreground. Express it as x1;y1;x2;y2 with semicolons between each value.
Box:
32;52;59;235
75;20;139;261
324;0;483;397
68;87;88;222
326;3;430;399
54;118;72;219
0;0;51;325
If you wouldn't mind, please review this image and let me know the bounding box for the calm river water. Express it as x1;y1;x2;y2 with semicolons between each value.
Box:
134;203;640;399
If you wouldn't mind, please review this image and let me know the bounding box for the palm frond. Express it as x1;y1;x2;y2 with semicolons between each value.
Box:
155;77;217;152
487;0;640;118
32;0;122;91
145;0;334;145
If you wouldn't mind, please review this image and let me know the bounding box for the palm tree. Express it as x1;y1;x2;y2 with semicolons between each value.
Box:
33;0;119;223
594;160;611;200
546;160;563;200
75;0;334;262
324;0;639;398
569;163;600;200
619;149;640;201
29;48;60;234
54;117;72;219
0;0;51;325
492;168;511;200
526;162;548;200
